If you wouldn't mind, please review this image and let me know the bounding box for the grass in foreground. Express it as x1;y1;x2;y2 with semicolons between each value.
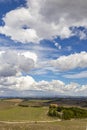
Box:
0;119;87;130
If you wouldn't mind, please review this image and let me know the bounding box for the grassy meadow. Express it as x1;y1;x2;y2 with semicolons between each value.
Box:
0;98;87;130
0;106;52;121
0;99;53;121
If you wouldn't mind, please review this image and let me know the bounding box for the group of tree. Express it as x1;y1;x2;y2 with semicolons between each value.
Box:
48;104;87;120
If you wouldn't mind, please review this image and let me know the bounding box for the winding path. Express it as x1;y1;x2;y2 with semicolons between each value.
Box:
0;119;61;124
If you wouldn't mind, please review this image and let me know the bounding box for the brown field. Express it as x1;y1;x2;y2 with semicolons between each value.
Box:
3;98;23;103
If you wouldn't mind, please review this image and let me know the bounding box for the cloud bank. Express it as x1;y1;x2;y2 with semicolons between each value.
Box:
0;77;87;96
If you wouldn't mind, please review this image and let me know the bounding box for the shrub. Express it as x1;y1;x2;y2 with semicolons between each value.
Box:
57;106;64;112
19;104;28;107
48;109;61;118
62;110;74;120
48;104;87;120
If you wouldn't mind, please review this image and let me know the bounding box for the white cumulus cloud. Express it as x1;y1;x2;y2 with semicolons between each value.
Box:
51;51;87;71
0;0;87;43
0;50;37;77
0;76;35;91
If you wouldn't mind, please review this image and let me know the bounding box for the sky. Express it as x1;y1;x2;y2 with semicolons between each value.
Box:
0;0;87;97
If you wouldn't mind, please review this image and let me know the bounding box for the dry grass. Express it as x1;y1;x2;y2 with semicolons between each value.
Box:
0;119;87;130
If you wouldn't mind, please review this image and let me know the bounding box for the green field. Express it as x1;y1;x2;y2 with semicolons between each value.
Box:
0;99;87;130
0;106;53;121
0;99;55;121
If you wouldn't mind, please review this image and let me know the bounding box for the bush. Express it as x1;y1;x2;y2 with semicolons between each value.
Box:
69;107;87;118
62;110;74;120
48;108;60;118
48;109;54;116
19;104;28;107
48;104;87;120
57;106;64;112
